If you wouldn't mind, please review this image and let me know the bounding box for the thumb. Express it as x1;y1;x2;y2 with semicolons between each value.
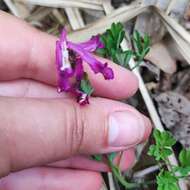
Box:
0;97;151;177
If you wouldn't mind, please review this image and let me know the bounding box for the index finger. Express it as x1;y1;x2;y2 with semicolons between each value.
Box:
0;11;138;99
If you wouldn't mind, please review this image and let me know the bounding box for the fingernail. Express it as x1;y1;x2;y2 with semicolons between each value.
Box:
108;111;145;147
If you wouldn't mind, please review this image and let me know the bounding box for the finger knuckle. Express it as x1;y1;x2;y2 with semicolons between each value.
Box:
66;104;85;155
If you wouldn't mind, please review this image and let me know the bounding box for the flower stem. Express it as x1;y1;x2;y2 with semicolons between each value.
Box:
107;156;139;189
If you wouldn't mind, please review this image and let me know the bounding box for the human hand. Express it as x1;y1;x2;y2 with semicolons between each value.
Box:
0;11;152;190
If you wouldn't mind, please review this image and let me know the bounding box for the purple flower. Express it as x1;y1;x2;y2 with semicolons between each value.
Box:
56;29;114;105
77;91;90;105
77;35;104;52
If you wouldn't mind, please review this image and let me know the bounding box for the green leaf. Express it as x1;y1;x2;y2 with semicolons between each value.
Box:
143;34;151;50
131;30;150;70
116;30;125;49
174;166;190;177
113;50;132;68
148;145;161;161
160;131;176;147
97;23;150;71
160;148;173;160
92;154;102;162
108;152;117;162
110;22;125;49
148;129;176;161
153;129;162;144
95;47;107;57
179;149;190;167
96;22;125;59
157;170;179;190
133;30;143;54
153;129;176;147
80;73;94;95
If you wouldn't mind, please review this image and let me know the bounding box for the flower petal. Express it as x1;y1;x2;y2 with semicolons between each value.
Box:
77;35;104;52
68;42;114;80
60;29;67;42
56;30;74;92
75;90;89;105
58;77;71;92
58;69;74;91
56;41;62;69
78;93;89;105
100;63;114;80
75;56;84;81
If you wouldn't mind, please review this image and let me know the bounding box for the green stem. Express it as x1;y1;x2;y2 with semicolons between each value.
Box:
106;155;158;189
131;60;143;70
165;159;176;176
107;157;139;189
165;158;181;189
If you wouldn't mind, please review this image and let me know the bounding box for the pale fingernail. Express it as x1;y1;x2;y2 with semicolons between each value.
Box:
108;111;146;147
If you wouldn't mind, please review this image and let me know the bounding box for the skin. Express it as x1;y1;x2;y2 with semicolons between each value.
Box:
0;11;152;190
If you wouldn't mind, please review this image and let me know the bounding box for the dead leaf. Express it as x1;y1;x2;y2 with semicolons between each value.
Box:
155;92;190;148
145;42;177;74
